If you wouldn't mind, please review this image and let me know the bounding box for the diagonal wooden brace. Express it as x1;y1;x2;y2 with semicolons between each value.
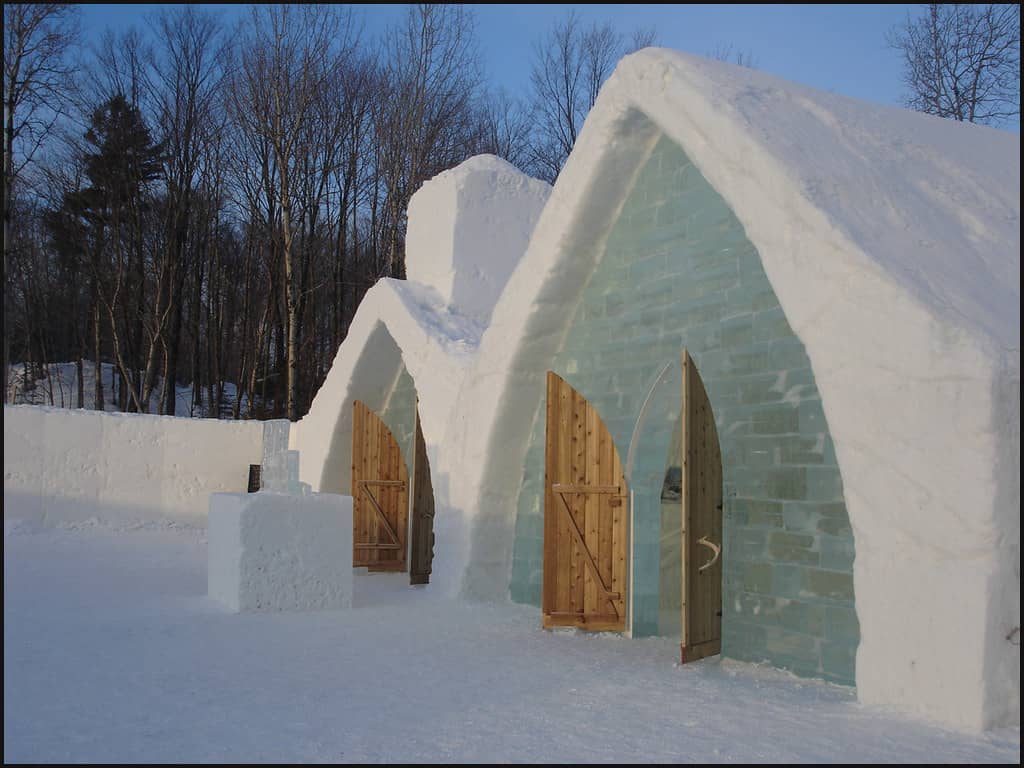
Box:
555;488;623;617
355;480;403;550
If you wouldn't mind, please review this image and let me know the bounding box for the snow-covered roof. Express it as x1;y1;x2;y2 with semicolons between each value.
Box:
454;49;1019;730
291;278;483;497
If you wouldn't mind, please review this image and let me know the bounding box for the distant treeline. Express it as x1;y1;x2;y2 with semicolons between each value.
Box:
3;5;659;418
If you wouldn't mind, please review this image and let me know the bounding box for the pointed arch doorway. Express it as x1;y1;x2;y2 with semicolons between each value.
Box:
351;399;435;583
541;372;629;631
678;349;723;662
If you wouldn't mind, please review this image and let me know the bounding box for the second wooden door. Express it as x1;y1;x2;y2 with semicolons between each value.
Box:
680;350;723;662
352;400;408;572
542;372;629;632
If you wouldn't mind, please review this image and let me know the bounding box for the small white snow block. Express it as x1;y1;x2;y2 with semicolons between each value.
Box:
405;154;551;321
208;491;353;612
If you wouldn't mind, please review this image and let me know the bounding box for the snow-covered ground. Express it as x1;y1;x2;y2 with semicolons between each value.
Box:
6;361;244;418
3;521;1019;764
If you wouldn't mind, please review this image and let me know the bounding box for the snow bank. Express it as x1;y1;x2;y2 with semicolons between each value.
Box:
208;492;353;612
3;404;263;527
406;154;551;322
6;361;246;418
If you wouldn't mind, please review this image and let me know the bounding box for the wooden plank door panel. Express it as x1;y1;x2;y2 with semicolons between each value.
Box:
352;400;409;572
542;372;628;632
409;406;435;585
681;350;723;662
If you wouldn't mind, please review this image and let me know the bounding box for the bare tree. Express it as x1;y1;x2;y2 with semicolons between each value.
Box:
528;11;659;183
3;3;79;402
374;4;483;280
709;43;758;69
150;5;226;414
475;88;535;172
528;11;586;184
888;4;1020;127
630;28;658;53
229;4;357;420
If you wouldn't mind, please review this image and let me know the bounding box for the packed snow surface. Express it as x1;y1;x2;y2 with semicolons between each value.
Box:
3;523;1019;764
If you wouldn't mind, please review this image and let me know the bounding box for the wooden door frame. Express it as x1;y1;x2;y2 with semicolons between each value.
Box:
352;399;409;572
680;348;723;663
408;403;436;585
351;397;436;584
405;405;418;568
541;371;630;632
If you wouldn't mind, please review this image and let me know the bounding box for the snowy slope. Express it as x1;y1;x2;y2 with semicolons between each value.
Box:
3;524;1019;764
6;361;246;418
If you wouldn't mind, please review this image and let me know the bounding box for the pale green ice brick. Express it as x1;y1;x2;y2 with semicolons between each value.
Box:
729;529;769;560
805;466;846;502
730;499;784;529
768;340;812;371
739;563;774;594
752;306;794;342
782;501;820;533
768;532;820;566
749;406;800;435
798;400;829;434
821;640;857;684
773;564;804;598
801;569;855;601
778;600;826;636
825;605;861;642
819;535;856;571
722;620;768;659
818;510;853;537
763;627;821;675
510;580;542;607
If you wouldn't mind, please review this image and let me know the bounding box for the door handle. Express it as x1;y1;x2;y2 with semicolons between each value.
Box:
697;536;721;573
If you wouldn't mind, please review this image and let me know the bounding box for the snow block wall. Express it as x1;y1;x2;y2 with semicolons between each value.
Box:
3;404;263;526
510;136;857;682
208;492;353;612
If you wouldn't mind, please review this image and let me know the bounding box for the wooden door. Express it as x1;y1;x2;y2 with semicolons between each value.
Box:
408;406;435;585
542;372;628;631
351;400;408;572
680;350;723;662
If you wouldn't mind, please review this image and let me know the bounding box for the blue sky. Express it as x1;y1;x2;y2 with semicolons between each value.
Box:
76;4;1015;130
